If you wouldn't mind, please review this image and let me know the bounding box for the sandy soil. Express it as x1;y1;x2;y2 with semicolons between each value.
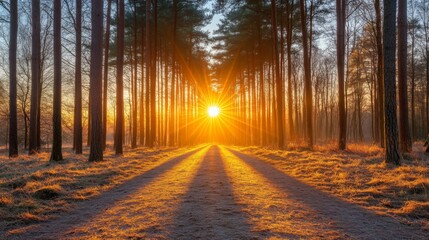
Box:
3;145;428;239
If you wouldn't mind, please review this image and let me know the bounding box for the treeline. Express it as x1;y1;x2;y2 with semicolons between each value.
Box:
0;0;428;165
211;0;429;164
1;0;213;161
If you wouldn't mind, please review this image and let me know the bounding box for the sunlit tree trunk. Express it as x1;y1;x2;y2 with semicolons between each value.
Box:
286;0;295;141
258;20;266;145
271;0;285;149
131;3;138;149
169;0;178;147
150;0;158;147
102;0;111;151
145;0;151;146
300;0;313;147
89;0;104;162
164;41;168;145
140;15;145;146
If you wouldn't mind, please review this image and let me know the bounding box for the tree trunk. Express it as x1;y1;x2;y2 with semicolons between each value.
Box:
74;0;82;154
132;5;138;149
375;0;385;147
169;0;178;147
300;0;313;147
140;14;145;146
9;0;18;158
150;0;157;147
102;0;111;151
29;0;40;155
286;0;295;141
89;0;104;162
398;0;411;152
383;0;401;165
271;0;285;149
50;0;63;161
145;0;151;146
336;0;347;150
115;0;125;155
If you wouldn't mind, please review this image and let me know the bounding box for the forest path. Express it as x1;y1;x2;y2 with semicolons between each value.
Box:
7;145;428;239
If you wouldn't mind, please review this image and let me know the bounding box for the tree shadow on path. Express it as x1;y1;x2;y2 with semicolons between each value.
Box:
6;146;206;240
227;148;428;240
169;145;254;239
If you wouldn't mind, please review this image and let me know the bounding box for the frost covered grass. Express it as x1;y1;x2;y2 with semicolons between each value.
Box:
237;142;429;230
0;146;194;231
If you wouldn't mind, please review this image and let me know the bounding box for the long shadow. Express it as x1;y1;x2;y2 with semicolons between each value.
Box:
7;146;207;240
227;148;429;240
169;146;253;239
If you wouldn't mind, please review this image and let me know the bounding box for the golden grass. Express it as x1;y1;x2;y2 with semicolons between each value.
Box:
237;142;429;229
0;146;196;230
0;195;13;206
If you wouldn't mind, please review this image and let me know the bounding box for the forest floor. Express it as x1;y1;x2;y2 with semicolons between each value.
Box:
0;143;428;239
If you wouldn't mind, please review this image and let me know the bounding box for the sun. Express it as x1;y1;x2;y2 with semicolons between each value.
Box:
208;106;220;118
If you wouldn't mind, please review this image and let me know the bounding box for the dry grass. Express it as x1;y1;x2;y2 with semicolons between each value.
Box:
237;142;429;230
0;146;196;231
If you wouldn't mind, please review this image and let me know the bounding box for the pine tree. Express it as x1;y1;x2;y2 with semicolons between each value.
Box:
89;0;104;162
50;0;63;161
9;0;18;158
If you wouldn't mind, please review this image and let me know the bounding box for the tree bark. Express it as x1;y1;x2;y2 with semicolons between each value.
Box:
383;0;401;165
336;0;347;150
150;0;157;147
132;3;138;149
102;0;111;151
169;0;178;147
286;0;295;141
271;0;285;149
115;0;125;155
398;0;411;152
300;0;313;147
375;0;385;147
89;0;104;162
50;0;63;161
145;0;151;146
9;0;18;158
29;0;40;155
74;0;83;154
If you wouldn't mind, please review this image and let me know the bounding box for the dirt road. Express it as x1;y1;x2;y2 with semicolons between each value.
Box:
5;145;428;239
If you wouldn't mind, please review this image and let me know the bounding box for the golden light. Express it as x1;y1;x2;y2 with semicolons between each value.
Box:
208;105;220;118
